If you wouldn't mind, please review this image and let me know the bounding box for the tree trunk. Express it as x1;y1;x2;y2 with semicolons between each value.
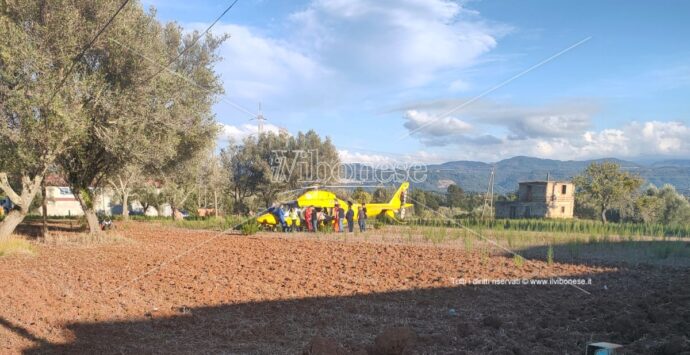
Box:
214;191;219;218
83;207;101;234
74;188;102;234
601;208;608;223
0;210;25;239
109;173;136;222
122;193;130;221
41;180;48;237
0;173;43;239
172;206;183;221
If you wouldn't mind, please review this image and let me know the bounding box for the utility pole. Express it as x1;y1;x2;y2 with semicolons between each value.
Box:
481;166;495;220
255;102;265;136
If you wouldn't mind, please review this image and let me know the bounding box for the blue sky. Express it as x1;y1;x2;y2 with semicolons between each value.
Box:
142;0;690;163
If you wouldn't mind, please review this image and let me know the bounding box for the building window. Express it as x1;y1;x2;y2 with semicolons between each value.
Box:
58;187;72;195
561;206;565;213
561;185;567;195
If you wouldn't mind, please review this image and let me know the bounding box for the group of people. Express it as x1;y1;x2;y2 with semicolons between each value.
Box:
268;201;368;233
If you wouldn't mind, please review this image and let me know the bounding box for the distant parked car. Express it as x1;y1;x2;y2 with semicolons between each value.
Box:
129;209;145;216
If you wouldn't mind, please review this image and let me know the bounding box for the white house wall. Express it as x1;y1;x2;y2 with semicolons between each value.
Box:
41;186;115;217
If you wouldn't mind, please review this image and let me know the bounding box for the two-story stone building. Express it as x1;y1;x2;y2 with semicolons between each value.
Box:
495;180;575;219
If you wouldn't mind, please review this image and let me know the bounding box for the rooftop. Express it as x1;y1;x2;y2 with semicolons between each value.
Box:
519;180;573;185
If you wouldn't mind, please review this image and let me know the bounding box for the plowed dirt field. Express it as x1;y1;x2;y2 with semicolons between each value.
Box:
1;223;688;354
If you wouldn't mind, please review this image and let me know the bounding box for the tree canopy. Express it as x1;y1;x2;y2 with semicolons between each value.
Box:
0;0;224;235
221;130;340;213
0;0;93;237
446;184;465;210
573;162;644;223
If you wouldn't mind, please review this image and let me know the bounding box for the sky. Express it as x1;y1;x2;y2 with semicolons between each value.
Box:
141;0;690;164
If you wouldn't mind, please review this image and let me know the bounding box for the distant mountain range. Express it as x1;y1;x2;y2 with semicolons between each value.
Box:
347;156;690;194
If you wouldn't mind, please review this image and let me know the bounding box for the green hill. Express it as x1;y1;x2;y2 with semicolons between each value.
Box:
347;157;690;194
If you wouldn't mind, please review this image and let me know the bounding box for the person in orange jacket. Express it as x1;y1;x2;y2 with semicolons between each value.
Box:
333;203;340;232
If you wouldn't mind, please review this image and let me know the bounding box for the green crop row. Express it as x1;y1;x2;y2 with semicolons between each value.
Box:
405;217;690;238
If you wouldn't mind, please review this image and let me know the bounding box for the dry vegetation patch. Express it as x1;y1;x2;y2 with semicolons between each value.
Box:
0;236;36;257
41;232;133;248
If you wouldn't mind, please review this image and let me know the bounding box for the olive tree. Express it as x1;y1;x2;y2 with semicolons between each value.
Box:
108;164;142;220
196;151;227;217
57;6;224;232
220;130;340;213
573;162;643;223
351;187;372;204
634;184;690;225
0;1;89;238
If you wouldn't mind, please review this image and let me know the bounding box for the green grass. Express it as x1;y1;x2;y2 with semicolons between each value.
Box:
407;217;690;238
422;227;448;244
405;226;416;242
513;254;525;268
463;234;474;253
0;237;36;257
389;223;689;266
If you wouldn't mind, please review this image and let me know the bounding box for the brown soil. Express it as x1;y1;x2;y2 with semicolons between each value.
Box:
0;222;688;354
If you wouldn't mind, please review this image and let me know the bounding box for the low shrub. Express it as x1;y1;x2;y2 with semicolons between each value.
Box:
240;219;259;235
547;244;554;266
513;254;525;268
373;220;383;230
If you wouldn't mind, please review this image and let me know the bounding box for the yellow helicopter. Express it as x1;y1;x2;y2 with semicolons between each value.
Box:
256;182;413;229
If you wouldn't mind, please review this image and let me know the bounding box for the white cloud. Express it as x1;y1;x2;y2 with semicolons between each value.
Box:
409;118;690;161
290;0;504;87
400;98;598;140
510;113;591;139
397;98;690;160
338;120;690;163
579;129;629;157
338;149;443;165
490;121;690;161
579;121;690;158
205;23;330;102
338;150;396;165
220;123;285;142
403;110;473;137
184;1;506;132
185;0;504;113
